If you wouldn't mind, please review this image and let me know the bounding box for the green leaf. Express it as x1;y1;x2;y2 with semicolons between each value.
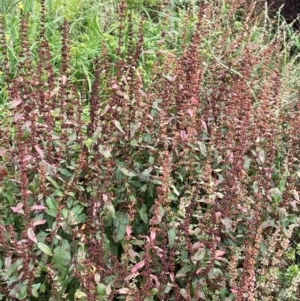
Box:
45;197;58;217
46;176;60;189
68;130;77;142
99;145;112;159
75;289;86;300
141;166;153;176
18;283;27;300
149;156;155;164
168;227;176;247
143;133;152;143
171;185;179;196
180;288;189;300
71;205;84;218
243;156;251;171
191;248;206;262
197;141;207;156
130;122;141;139
61;208;68;219
59;168;73;177
53;239;71;278
84;138;92;150
139;205;148;223
220;287;228;299
37;242;53;256
91;126;102;143
117;166;137;177
113;212;130;242
4;259;23;281
46;197;58;212
114;120;125;134
105;204;116;218
176;264;192;278
260;219;277;230
54;189;64;197
32;288;39;298
74;213;86;224
45;209;57;218
252;181;258;193
96;283;106;296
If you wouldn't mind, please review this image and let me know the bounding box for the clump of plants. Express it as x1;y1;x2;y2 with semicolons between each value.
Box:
1;0;300;300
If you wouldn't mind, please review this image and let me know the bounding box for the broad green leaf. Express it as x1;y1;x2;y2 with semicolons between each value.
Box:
53;239;71;278
258;149;265;164
260;239;267;254
72;205;84;218
32;283;41;290
252;181;258;193
117;166;136;177
91;126;102;143
143;133;152;143
130;139;138;147
32;288;39;298
260;219;276;229
130;122;141;139
114;120;125;134
68;130;77;142
113;212;130;242
45;209;57;218
176;264;192;278
96;283;106;296
54;189;64;197
74;213;86;224
168;228;176;247
130;239;144;246
164;283;174;294
75;290;86;300
46;176;60;189
99;145;112;159
152;100;159;109
220;287;228;299
61;208;68;219
59;168;73;177
279;180;286;192
18;283;27;300
45;197;58;217
139;205;148;224
180;289;189;300
243;156;251;171
141;167;153;175
171;185;179;196
197;141;207;156
105;204;115;218
84;138;92;150
4;259;23;281
45;197;58;212
191;248;206;262
37;242;53;256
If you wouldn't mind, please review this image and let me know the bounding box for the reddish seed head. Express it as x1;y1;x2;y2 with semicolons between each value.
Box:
0;166;7;180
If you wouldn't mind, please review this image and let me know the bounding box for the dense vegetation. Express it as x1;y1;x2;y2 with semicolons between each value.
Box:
1;0;300;300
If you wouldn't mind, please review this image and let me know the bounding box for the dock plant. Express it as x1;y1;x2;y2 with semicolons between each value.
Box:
1;0;300;300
